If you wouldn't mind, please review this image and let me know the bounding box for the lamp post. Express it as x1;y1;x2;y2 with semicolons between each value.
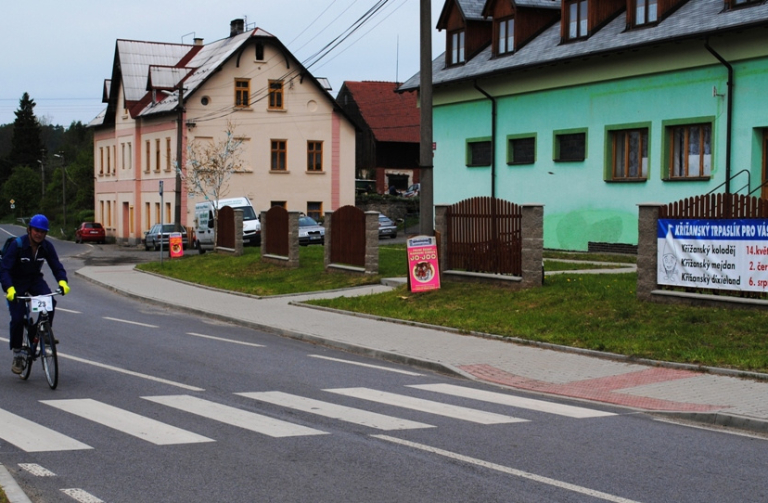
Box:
53;153;66;230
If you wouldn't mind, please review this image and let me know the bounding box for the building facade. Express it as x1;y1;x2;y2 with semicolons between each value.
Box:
91;20;356;245
401;0;768;250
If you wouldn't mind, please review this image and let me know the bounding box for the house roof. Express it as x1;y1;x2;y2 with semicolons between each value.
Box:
92;26;339;126
402;0;768;91
438;0;488;27
340;81;420;143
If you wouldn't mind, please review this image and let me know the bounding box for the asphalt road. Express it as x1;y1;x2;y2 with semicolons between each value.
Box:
0;229;767;502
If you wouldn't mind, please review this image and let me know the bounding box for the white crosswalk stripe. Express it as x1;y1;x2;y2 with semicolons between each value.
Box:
408;383;617;418
0;407;92;453
325;388;528;425
237;391;435;431
41;399;214;446
143;395;328;438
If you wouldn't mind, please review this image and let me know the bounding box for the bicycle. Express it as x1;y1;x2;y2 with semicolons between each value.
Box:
16;291;61;389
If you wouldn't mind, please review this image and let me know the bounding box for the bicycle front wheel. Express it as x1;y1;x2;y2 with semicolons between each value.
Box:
20;329;33;381
38;322;58;389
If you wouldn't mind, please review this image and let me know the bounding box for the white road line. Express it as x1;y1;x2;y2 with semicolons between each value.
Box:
325;388;527;425
19;463;56;477
238;391;435;431
19;464;56;477
409;383;616;418
0;336;204;391
56;308;81;314
373;435;643;503
143;395;327;438
187;332;264;347
41;399;214;446
0;408;92;453
103;317;158;328
57;353;205;391
61;488;105;503
308;355;424;376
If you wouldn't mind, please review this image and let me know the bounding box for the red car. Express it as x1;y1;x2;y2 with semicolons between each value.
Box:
75;222;106;244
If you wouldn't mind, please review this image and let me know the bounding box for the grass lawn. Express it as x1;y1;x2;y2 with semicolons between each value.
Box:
138;245;768;373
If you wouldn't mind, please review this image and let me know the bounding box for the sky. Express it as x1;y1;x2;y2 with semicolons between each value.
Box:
0;0;445;127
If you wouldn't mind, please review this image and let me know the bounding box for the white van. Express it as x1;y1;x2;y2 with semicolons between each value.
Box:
193;197;261;252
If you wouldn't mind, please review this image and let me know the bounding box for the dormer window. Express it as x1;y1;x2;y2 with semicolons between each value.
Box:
567;0;588;39
449;30;466;65
635;0;658;25
496;17;515;56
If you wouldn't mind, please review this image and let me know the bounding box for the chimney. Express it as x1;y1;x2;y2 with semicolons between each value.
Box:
194;37;204;46
230;19;245;37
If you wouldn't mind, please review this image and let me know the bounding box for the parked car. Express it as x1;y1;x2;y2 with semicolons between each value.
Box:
298;216;325;246
378;214;398;239
144;224;188;251
75;222;106;244
403;183;420;198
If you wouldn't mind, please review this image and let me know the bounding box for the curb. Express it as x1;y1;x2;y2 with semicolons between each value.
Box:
0;464;32;503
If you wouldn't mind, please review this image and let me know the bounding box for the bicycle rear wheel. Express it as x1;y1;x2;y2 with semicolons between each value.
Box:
38;322;58;389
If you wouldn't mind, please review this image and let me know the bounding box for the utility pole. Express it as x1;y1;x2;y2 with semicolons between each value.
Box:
419;0;434;236
54;153;66;230
175;85;185;233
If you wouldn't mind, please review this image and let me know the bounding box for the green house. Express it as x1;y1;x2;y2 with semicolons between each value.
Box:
401;0;768;251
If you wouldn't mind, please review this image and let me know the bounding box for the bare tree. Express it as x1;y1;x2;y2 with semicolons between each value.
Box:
182;121;245;248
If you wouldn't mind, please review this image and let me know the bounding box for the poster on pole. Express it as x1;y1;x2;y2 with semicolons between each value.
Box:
658;218;768;292
407;235;440;292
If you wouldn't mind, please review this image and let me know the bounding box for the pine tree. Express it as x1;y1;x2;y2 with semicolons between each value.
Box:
4;93;44;183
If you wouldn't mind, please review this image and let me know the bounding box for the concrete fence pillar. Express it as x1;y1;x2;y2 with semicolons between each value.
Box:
364;211;379;274
637;203;663;301
287;211;300;268
521;204;544;288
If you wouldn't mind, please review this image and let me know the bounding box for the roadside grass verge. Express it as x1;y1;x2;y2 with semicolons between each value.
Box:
138;245;768;373
308;273;768;373
137;244;408;296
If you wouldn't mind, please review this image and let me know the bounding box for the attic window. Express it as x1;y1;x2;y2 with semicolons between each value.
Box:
255;43;264;61
496;18;515;56
635;0;658;26
567;0;588;40
449;30;465;65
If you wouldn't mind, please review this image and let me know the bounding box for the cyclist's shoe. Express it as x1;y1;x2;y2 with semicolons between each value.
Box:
11;354;25;374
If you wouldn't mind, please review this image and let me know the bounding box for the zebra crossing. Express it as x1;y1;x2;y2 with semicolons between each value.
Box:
0;384;617;453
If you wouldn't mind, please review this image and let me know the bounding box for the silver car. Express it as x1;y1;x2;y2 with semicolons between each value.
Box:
378;214;398;239
144;224;189;251
298;216;325;246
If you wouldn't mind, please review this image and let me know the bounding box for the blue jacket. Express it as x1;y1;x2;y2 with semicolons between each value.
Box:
0;235;67;293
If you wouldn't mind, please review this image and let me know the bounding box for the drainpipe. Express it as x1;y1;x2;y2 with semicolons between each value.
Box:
705;38;733;195
473;81;497;198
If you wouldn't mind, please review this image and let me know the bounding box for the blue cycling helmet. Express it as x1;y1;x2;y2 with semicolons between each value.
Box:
29;214;50;232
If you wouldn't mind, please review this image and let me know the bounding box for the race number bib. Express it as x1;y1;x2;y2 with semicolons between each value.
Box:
30;296;53;313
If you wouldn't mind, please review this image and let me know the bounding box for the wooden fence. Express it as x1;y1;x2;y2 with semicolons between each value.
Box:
660;193;768;219
330;205;366;267
264;205;289;257
217;206;235;249
445;197;522;276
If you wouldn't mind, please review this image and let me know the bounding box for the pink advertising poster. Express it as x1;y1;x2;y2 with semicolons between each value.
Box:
407;236;441;292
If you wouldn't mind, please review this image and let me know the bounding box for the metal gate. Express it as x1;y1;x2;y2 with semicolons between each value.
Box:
446;197;522;275
330;205;366;267
265;205;289;256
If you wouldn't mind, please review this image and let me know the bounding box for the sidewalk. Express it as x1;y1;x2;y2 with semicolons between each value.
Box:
76;265;768;434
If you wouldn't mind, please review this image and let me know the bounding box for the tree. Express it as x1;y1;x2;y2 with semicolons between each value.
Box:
182;122;245;247
2;166;41;219
4;93;43;184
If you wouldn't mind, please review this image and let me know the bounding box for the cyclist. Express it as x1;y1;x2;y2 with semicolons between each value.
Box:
1;214;70;374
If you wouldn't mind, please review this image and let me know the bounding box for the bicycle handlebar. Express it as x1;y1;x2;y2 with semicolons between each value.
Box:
16;289;64;301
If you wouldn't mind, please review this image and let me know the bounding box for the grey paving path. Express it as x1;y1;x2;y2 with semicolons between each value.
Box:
75;265;768;434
